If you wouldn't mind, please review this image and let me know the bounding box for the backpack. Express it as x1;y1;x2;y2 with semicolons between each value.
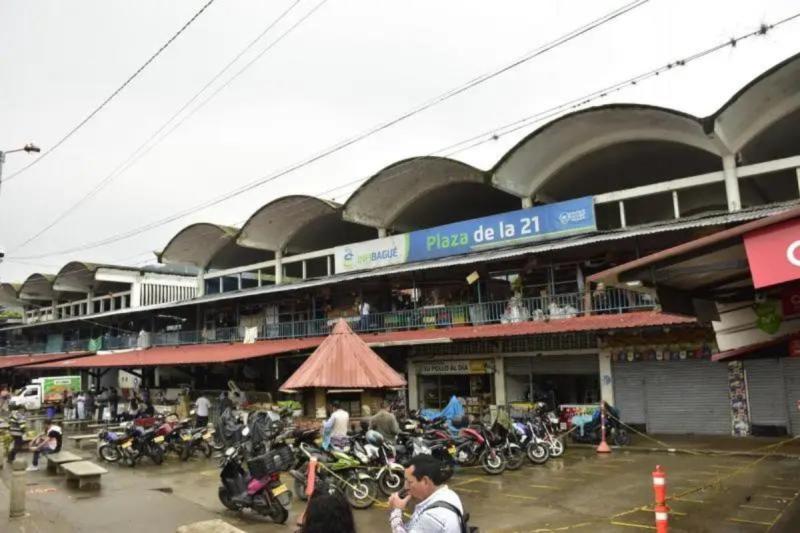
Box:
425;501;479;533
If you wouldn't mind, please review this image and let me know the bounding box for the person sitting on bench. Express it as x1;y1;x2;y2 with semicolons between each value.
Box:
27;419;62;472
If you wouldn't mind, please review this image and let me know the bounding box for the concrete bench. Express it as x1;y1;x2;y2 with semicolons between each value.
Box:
68;434;99;450
62;460;107;489
46;451;83;474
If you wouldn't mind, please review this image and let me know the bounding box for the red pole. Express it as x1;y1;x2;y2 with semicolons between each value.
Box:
652;465;669;533
306;457;318;498
596;403;611;453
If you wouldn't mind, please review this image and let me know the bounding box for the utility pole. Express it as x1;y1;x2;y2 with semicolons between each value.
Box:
0;143;41;196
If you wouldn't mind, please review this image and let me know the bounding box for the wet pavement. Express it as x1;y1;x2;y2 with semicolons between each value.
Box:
1;442;799;532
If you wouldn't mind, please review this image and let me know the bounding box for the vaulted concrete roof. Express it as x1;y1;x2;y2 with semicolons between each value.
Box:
0;283;22;305
342;156;509;231
492;104;723;200
19;273;57;301
237;195;375;254
711;51;800;153
53;261;104;293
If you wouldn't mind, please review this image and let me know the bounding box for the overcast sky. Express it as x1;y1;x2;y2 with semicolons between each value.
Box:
1;0;799;283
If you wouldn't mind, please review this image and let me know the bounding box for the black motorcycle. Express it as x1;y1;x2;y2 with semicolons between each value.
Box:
570;403;631;446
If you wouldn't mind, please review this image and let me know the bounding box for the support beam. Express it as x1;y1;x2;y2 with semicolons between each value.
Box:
618;201;627;228
378;228;388;238
275;250;283;285
723;154;741;212
672;190;680;219
521;197;533;208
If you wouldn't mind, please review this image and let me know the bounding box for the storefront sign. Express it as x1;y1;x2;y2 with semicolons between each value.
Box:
781;284;800;317
744;218;800;289
418;359;492;375
335;197;596;273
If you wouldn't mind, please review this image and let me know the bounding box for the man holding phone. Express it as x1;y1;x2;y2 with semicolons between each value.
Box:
388;455;467;533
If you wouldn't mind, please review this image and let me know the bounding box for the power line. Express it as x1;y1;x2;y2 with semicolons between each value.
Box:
1;0;219;184
8;0;305;253
8;0;651;259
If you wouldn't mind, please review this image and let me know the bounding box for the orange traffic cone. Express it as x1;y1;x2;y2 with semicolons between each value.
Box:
596;403;612;454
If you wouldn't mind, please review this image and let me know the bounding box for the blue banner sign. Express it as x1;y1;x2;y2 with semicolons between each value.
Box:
334;196;595;272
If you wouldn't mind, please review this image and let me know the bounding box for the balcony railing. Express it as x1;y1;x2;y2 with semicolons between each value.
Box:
0;288;656;356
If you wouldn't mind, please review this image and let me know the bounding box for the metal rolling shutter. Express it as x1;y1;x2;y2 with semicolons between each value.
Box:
784;358;800;436
611;363;646;424
745;359;788;428
644;361;731;435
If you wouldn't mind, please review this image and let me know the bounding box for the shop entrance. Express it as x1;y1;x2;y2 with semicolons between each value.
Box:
505;354;600;412
416;359;495;418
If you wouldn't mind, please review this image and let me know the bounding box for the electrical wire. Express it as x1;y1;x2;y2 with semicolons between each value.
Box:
6;0;649;256
7;0;305;253
1;0;219;184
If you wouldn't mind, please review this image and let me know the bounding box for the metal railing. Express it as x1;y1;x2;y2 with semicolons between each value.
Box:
1;288;655;355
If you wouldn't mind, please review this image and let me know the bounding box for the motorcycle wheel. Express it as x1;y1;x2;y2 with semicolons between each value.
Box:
505;447;525;470
267;500;289;524
150;445;165;465
201;441;213;458
479;450;506;475
549;437;565;458
377;469;403;498
180;444;193;462
98;444;120;463
440;461;455;482
212;433;225;451
217;486;239;511
526;442;550;465
294;464;309;502
344;476;377;509
613;429;631;446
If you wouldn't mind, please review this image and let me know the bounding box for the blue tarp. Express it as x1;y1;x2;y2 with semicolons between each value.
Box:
419;396;465;434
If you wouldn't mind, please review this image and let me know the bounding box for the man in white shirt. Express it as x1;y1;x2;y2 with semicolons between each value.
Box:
389;454;467;533
194;394;211;427
324;401;350;449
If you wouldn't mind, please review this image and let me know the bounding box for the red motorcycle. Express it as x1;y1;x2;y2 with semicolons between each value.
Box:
453;424;506;475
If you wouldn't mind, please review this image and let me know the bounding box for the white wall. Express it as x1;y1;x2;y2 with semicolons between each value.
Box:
713;302;800;351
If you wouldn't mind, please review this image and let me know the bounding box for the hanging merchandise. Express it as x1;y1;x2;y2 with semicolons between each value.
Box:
753;299;782;334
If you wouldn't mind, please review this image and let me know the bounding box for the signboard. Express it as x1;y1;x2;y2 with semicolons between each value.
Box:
744;218;800;289
335;197;596;273
781;284;800;318
41;376;81;403
418;359;492;375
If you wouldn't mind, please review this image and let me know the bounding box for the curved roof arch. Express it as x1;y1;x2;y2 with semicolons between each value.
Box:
159;223;273;270
492;104;723;199
19;273;57;301
53;261;101;293
342;156;501;230
0;283;22;305
237;195;374;254
712;51;800;154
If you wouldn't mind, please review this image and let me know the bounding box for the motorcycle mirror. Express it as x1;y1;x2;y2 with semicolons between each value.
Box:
225;447;236;457
242;427;250;437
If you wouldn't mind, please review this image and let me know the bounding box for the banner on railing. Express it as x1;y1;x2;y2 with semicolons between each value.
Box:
335;197;596;273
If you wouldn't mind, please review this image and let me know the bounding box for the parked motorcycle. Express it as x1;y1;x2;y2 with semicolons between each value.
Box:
181;425;214;461
218;442;292;523
513;418;550;465
570;403;631;446
453;424;506;475
292;441;378;509
117;422;165;467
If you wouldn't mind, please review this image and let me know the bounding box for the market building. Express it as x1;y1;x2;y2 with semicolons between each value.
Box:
2;52;800;434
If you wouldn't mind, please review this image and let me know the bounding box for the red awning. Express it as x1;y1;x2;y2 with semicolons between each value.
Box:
280;320;407;391
0;352;94;370
26;339;321;369
711;334;795;362
26;311;692;370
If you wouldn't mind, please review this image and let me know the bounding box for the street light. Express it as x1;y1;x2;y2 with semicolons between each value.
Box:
0;142;41;194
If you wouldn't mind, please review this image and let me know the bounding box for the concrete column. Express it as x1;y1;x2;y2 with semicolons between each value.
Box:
86;291;94;315
301;260;307;280
598;351;614;405
196;272;205;297
493;356;506;406
521;197;533;208
275;251;284;285
407;360;418;411
723;154;741;212
9;458;26;517
377;228;388;238
130;279;142;307
326;256;332;276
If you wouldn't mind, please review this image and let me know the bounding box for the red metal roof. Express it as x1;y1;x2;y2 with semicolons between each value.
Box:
280;320;407;391
26;311;692;370
26;339;320;369
0;352;94;370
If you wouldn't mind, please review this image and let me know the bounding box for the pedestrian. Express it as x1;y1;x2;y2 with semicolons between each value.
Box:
109;387;120;421
194;393;211;427
218;391;234;413
358;298;371;330
298;491;356;533
0;385;9;413
84;390;95;422
370;401;400;443
388;454;467;533
323;401;349;449
127;397;139;421
6;404;27;463
26;419;62;472
63;390;74;421
76;391;86;420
